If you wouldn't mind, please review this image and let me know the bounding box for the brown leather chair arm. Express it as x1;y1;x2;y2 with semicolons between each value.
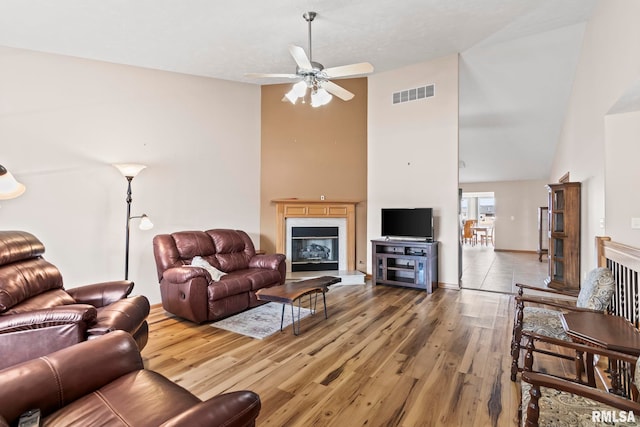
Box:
248;253;286;271
0;331;143;423
160;391;261;427
0;305;97;333
163;266;211;283
67;280;134;307
90;295;150;338
522;371;640;413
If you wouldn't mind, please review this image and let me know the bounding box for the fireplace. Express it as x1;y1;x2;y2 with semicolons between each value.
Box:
291;226;339;272
274;199;363;284
285;217;347;273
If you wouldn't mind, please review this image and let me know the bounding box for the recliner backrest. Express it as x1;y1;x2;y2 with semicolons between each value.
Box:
0;231;66;313
206;229;255;272
152;229;257;281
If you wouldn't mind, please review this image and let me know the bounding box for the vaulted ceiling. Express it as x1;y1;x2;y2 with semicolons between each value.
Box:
0;0;597;182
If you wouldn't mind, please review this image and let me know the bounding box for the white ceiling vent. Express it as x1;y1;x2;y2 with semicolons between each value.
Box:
392;84;435;104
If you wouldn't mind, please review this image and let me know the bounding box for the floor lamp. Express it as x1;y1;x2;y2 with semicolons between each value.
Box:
0;164;26;200
114;163;153;280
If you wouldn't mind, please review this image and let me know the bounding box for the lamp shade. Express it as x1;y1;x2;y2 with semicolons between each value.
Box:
114;163;147;178
0;165;26;200
138;214;154;230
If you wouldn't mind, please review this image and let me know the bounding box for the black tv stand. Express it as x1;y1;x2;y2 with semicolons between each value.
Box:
371;239;438;293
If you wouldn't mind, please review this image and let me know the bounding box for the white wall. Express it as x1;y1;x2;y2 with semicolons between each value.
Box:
605;110;640;247
0;46;261;304
368;54;459;286
551;0;640;270
461;180;548;251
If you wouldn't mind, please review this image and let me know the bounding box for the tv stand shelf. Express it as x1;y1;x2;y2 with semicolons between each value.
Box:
371;239;438;293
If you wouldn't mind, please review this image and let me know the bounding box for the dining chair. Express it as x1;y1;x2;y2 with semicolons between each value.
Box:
481;226;494;246
463;219;477;245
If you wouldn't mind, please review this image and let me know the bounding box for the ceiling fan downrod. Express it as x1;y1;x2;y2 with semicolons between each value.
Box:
303;11;316;63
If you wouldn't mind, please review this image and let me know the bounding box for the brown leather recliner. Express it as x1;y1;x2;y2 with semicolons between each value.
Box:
0;230;150;370
0;330;261;427
153;229;286;323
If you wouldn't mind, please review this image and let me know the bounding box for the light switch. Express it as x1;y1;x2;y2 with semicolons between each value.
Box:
632;218;640;229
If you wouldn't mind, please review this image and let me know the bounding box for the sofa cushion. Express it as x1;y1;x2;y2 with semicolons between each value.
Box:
243;268;282;291
207;274;252;301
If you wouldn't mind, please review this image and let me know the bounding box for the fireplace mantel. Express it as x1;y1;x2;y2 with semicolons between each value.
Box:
273;199;358;271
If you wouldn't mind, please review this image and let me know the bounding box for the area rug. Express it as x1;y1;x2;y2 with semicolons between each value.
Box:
211;303;312;339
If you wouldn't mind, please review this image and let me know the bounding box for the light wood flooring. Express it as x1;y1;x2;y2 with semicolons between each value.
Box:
142;284;524;426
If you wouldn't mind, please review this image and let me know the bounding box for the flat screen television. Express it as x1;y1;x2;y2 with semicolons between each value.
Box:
381;208;434;241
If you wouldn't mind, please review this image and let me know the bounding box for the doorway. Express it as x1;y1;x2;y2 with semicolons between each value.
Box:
461;191;495;247
460;191;496;291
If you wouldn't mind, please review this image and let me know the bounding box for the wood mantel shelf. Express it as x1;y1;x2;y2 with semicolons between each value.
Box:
273;199;359;271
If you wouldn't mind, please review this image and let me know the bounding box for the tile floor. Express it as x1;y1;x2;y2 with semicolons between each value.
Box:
460;244;548;294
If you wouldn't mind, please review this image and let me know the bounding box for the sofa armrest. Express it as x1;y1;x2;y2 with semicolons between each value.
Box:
0;331;143;423
160;391;261;427
249;253;286;271
67;280;134;307
159;268;210;323
163;266;211;284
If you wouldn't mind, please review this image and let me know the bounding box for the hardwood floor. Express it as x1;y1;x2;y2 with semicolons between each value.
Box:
142;284;523;426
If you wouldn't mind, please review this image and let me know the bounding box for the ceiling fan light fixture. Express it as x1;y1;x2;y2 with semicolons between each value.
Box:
319;89;332;106
293;80;308;97
311;87;332;107
284;88;299;104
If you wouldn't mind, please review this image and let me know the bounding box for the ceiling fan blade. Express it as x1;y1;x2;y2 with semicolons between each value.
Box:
289;45;312;71
322;80;355;101
324;62;374;78
245;73;299;79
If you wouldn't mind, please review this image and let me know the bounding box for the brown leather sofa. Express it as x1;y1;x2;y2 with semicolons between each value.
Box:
0;330;261;427
0;230;150;370
153;229;286;323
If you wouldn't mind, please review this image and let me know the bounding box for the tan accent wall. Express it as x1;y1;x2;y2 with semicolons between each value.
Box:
260;78;368;272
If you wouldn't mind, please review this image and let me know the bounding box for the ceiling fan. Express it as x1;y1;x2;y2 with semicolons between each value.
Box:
245;11;374;107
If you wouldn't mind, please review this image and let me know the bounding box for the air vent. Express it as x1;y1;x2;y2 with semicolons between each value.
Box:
392;84;435;104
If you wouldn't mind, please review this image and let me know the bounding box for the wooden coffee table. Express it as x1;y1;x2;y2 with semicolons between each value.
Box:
255;276;341;335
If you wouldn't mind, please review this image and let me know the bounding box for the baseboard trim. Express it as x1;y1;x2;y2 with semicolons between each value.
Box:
493;249;538;254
